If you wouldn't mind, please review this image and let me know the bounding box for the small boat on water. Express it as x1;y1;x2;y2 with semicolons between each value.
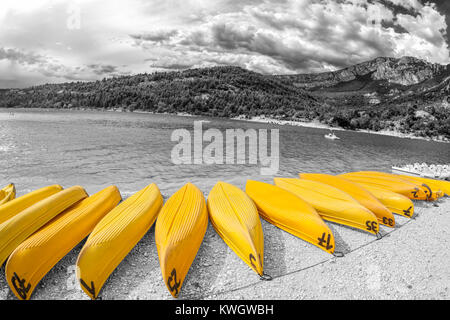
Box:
324;130;340;140
392;163;450;180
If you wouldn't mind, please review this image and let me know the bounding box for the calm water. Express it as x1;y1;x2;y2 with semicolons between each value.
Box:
1;109;449;198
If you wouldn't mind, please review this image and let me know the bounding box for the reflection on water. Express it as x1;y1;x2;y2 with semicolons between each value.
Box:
1;109;449;198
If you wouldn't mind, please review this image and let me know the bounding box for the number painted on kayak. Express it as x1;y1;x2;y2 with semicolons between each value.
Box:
366;221;378;232
249;253;263;271
422;184;432;199
11;272;31;300
411;187;419;198
403;206;412;217
167;268;181;296
80;279;96;298
317;233;333;250
382;217;394;226
249;253;257;270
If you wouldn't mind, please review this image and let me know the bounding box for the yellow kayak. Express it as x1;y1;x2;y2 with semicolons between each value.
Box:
391;176;440;201
0;185;63;225
207;182;264;276
5;186;121;300
246;180;336;255
0;186;87;266
340;173;428;200
351;183;414;218
155;183;208;298
0;184;15;206
274;178;380;236
397;175;450;197
397;176;443;199
300;174;395;228
76;184;163;300
345;171;437;200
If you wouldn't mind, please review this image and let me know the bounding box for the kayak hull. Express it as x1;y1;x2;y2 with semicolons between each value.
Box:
0;184;15;206
0;186;87;266
345;171;436;200
207;182;264;276
274;178;379;236
351;183;414;218
5;186;121;300
76;184;163;300
0;185;63;225
300;174;395;228
397;175;450;197
340;173;428;200
155;183;208;298
246;180;336;255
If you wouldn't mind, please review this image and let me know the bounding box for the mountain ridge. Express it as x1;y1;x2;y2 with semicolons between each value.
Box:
278;56;450;88
0;56;449;140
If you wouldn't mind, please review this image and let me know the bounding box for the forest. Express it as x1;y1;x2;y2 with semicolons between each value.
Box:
0;66;448;140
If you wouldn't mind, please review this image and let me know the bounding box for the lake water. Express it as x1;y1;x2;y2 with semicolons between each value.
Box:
1;109;448;300
1;109;448;198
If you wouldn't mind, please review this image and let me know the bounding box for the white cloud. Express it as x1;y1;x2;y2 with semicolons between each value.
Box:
132;0;448;72
129;0;449;73
0;0;449;87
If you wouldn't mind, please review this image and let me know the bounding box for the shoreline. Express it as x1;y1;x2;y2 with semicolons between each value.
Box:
1;194;448;300
232;115;450;144
1;107;448;143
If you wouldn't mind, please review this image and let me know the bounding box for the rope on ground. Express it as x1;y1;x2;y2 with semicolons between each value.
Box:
204;204;425;299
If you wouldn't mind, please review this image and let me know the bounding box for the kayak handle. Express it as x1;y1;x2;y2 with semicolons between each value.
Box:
260;273;273;281
333;251;345;258
376;232;383;240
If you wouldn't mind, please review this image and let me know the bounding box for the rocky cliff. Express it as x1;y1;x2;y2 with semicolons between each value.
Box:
279;56;450;89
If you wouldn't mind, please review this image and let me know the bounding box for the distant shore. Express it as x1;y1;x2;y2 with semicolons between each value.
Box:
232;115;450;144
1;107;448;143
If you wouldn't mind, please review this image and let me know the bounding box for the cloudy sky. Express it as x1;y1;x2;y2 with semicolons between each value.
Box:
0;0;449;88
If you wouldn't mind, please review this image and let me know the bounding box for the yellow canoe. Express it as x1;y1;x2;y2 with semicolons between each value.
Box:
389;176;440;200
397;175;450;197
0;184;15;206
340;173;428;200
300;174;395;228
5;186;121;300
0;186;87;266
246;180;336;255
274;178;380;236
351;183;414;218
155;183;208;298
345;171;438;200
76;184;163;300
207;181;264;276
396;176;443;199
0;185;63;225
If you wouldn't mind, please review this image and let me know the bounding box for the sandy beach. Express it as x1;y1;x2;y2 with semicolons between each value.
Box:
0;193;448;300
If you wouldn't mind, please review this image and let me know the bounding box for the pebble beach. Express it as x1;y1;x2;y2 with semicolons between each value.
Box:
1;194;448;300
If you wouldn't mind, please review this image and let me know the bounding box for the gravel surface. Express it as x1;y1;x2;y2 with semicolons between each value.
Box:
0;190;448;300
